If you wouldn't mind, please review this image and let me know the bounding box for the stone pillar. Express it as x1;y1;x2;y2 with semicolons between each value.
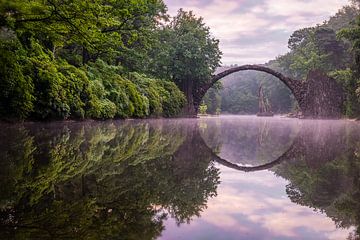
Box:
301;70;344;118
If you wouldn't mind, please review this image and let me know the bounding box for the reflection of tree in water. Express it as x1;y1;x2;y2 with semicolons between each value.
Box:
271;121;360;239
0;120;220;239
257;119;270;146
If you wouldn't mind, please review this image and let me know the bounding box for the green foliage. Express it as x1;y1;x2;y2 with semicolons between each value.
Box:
156;80;187;117
0;37;34;119
129;72;187;117
87;97;117;119
26;41;94;119
130;72;164;116
168;10;221;85
280;26;349;79
146;9;221;111
203;83;222;114
330;69;360;116
85;60;138;118
199;104;208;114
222;90;259;114
0;38;185;120
85;60;185;118
338;15;360;115
326;5;359;31
219;66;294;114
0;0;189;120
0;0;167;62
273;124;360;239
261;4;360;117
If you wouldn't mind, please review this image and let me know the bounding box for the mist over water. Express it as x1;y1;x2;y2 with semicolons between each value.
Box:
1;116;359;239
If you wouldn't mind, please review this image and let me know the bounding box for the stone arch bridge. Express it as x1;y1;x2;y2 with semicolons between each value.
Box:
186;65;344;118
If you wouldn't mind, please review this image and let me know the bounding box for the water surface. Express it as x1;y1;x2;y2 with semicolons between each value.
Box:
1;116;359;239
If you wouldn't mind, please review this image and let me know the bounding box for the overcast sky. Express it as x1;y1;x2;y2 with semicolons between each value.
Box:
164;0;350;65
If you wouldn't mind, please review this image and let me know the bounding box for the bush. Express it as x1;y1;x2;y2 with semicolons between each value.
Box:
157;80;186;117
199;104;207;114
28;41;96;120
86;60;186;118
129;73;163;116
87;98;117;119
330;69;360;117
0;38;34;119
86;60;146;118
0;41;186;120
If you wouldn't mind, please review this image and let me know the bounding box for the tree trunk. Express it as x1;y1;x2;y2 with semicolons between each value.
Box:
179;80;197;117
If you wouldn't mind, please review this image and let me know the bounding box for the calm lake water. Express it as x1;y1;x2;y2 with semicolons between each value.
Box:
1;115;360;240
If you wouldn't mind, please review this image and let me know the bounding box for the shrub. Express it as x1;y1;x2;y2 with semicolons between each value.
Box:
199;104;207;115
157;80;186;117
0;40;186;120
57;60;94;119
129;72;187;117
0;38;34;119
330;69;360;117
85;60;145;118
28;42;97;120
129;73;163;116
86;60;185;118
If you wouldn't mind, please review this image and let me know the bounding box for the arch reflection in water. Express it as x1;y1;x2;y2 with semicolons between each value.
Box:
198;116;360;239
199;117;359;172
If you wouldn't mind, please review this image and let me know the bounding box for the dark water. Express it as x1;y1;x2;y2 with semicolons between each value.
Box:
1;116;360;240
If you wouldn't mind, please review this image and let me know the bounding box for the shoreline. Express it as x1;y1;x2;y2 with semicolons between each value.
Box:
1;114;359;125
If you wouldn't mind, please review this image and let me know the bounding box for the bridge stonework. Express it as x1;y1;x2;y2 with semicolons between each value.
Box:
300;70;344;118
192;65;344;118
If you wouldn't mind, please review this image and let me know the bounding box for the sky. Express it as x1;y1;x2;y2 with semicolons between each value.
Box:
164;0;350;65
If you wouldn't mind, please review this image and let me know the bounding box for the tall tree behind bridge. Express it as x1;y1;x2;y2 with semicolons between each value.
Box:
147;9;222;115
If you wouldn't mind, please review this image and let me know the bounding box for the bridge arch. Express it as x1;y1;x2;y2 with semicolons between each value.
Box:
209;141;296;172
196;128;298;172
194;65;306;114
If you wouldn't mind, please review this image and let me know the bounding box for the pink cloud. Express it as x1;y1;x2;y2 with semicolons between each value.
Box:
164;0;349;65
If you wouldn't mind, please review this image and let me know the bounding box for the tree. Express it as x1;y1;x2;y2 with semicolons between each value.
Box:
148;9;222;115
273;3;359;117
283;26;348;79
350;0;360;9
0;0;167;65
338;15;360;116
0;0;188;120
203;82;222;114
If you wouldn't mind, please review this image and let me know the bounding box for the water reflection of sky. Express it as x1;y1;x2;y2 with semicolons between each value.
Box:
160;164;353;240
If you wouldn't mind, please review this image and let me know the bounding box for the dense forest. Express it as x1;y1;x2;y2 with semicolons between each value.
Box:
204;1;360;117
0;0;221;120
